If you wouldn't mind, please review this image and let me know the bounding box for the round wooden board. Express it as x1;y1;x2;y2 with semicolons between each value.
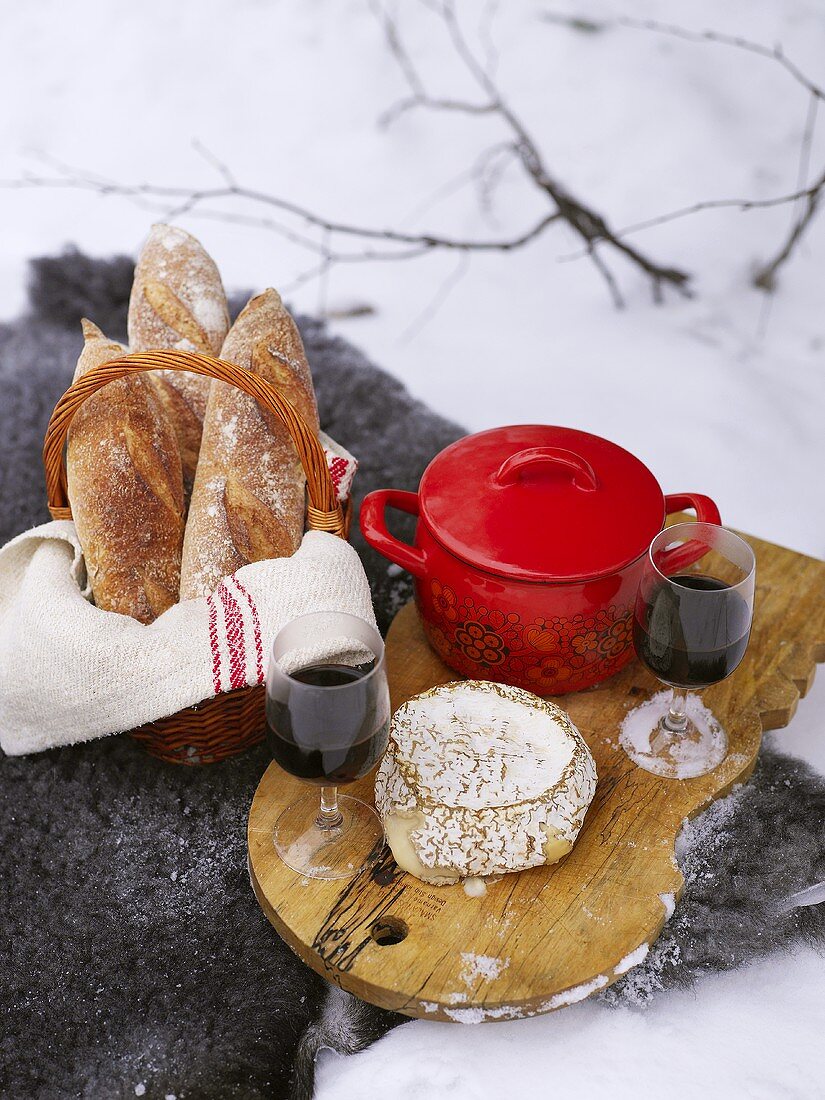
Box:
248;530;825;1021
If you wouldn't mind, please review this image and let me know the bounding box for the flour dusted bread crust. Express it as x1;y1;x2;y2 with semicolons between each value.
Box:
66;320;185;622
128;224;230;490
375;681;597;884
179;289;320;599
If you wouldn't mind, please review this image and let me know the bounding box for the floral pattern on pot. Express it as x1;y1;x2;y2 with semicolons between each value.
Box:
430;579;460;622
423;580;635;694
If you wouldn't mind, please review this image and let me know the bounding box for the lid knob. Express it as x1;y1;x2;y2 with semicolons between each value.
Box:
493;446;599;492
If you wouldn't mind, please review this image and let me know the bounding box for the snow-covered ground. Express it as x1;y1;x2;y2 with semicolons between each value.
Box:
2;1;823;1096
318;941;825;1099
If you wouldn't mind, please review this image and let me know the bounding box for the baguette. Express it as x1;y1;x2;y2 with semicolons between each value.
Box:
127;224;230;493
67;320;185;622
179;289;319;599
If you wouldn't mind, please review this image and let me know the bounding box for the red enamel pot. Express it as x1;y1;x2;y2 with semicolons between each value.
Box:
360;425;721;695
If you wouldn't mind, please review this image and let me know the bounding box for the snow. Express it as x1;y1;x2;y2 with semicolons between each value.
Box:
317;948;825;1099
613;943;650;976
2;0;824;1094
459;953;509;985
659;891;676;921
540;973;611;1010
619;688;727;778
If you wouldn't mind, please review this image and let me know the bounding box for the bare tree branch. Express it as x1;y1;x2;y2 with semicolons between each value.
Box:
400;250;472;340
477;0;501;81
191;138;238;188
617;17;825;103
399;141;514;225
0;160;560;256
476;143;519;218
558;176;825;262
794;93;820;218
6;7;823;311
586;243;624;308
615;16;825;289
400;0;691;301
3;0;690;309
372;0;496;126
754;163;825;290
754;93;821;290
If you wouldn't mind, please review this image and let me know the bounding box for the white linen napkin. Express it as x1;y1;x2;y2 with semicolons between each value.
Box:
0;521;376;756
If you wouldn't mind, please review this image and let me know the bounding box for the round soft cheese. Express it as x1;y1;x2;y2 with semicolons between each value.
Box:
374;680;597;884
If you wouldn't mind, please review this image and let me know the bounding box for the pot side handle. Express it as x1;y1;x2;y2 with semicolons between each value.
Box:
359;489;427;578
658;492;722;575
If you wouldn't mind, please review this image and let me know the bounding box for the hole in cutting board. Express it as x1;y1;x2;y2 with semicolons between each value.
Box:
371;916;408;946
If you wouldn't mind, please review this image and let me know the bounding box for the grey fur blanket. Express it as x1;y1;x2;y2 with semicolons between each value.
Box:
0;251;823;1100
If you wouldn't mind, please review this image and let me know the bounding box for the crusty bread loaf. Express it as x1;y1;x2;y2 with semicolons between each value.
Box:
67;320;185;622
128;224;230;492
179;290;319;599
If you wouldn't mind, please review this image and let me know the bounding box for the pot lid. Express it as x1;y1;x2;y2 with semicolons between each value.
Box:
418;425;665;583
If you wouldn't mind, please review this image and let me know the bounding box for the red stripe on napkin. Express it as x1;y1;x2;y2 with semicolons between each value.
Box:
218;583;247;690
233;577;264;685
206;594;221;694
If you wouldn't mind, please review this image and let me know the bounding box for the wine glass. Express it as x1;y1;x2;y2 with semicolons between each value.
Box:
620;522;755;779
265;611;391;880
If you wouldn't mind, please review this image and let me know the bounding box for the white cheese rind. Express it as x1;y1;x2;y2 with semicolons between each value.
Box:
375;680;597;881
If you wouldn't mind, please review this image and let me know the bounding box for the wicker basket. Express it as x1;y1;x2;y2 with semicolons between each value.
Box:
43;348;348;765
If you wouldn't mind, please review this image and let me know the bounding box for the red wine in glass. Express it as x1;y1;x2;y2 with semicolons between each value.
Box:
621;523;755;780
265;613;391;880
633;574;752;690
265;662;389;784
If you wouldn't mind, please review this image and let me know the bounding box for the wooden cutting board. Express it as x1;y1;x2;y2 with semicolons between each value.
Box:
248;530;825;1021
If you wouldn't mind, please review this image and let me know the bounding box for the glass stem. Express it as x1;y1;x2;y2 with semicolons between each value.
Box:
316;786;343;831
663;687;689;733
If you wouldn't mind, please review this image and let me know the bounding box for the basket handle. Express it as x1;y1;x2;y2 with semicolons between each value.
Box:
43;348;346;537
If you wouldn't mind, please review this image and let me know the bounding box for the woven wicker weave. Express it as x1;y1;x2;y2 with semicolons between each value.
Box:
43;349;348;765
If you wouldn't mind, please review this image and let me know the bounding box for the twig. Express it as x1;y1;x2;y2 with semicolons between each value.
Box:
754;94;821;290
753;164;825;290
400;141;515;226
372;0;496;127
379;93;495;129
317;226;332;317
192;139;238;188
280;259;332;296
400;250;472;341
617;18;825;103
586;243;624;308
0;162;560;256
476;143;518;219
616;16;825;289
558;177;825;261
433;0;690;300
478;0;501;80
793;93;820;220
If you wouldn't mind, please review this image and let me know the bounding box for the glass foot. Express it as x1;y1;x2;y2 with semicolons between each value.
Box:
619;689;728;779
273;793;385;880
